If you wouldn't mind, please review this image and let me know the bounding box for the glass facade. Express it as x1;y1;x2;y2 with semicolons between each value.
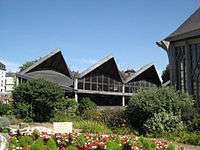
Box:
78;73;123;92
125;80;156;93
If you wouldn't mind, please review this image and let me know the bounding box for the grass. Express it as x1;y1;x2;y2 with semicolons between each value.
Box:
74;120;112;134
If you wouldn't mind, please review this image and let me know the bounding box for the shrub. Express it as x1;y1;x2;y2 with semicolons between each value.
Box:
167;144;176;150
78;97;96;114
139;137;156;150
0;116;10;127
74;120;112;134
47;138;57;150
19;135;33;147
0;102;10;116
126;87;195;133
107;140;122;150
9;137;20;149
66;145;78;150
100;108;127;128
31;138;45;150
144;112;184;134
12;79;64;122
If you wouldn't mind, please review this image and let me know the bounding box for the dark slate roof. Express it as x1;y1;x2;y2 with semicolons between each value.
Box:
0;62;6;70
165;7;200;41
17;49;73;91
6;72;15;77
17;70;73;91
124;64;161;86
79;55;123;82
19;49;71;78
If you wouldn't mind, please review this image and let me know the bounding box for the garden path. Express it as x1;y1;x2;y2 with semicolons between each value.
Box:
182;144;200;150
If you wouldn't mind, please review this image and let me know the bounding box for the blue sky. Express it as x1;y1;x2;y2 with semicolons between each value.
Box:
0;0;200;76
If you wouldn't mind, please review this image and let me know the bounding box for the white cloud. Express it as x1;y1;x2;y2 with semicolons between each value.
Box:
0;58;20;72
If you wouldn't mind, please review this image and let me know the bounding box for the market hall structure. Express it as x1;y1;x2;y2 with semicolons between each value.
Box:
157;7;200;102
16;50;161;106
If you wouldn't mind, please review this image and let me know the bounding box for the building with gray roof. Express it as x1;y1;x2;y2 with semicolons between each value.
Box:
16;50;161;106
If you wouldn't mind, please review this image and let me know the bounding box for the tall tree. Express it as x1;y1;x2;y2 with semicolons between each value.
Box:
19;59;40;72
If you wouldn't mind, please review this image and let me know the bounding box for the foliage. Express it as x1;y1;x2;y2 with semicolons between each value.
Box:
78;97;97;119
75;135;86;147
139;137;156;150
190;114;200;131
19;59;39;72
126;87;195;133
52;97;79;122
144;112;184;133
74;120;112;134
12;79;64;122
9;137;20;149
0;116;11;127
107;138;122;150
0;102;10;116
100;108;127;128
47;138;57;150
167;144;176;150
66;145;78;150
162;64;170;83
31;138;45;150
19;135;33;147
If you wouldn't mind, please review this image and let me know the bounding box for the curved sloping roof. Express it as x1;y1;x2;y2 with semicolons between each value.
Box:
165;7;200;41
79;55;123;82
19;50;71;77
124;64;161;86
17;50;73;90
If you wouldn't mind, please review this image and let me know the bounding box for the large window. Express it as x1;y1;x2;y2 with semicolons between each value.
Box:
78;73;122;92
189;43;200;99
125;80;156;93
175;46;186;92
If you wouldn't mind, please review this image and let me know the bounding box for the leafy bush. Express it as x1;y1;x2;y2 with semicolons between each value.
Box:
31;138;45;150
190;115;200;131
74;120;112;134
12;79;64;122
52;97;79;122
9;137;20;149
19;135;33;147
100;108;127;128
78;97;97;119
66;145;78;150
107;139;122;150
139;137;156;150
0;102;10;116
144;112;184;133
167;144;176;150
126;87;195;133
47;138;57;150
0;116;10;127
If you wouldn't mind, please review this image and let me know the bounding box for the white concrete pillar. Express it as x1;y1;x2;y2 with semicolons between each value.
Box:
74;78;78;102
122;84;125;106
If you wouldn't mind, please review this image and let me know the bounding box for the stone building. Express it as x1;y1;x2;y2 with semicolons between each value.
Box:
157;7;200;101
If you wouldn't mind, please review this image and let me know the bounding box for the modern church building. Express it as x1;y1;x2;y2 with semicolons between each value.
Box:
16;50;161;106
157;7;200;102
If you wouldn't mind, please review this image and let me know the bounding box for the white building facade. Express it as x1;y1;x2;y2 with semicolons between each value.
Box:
0;62;6;93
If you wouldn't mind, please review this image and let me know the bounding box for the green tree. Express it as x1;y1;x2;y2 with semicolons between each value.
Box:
12;79;64;122
19;59;40;72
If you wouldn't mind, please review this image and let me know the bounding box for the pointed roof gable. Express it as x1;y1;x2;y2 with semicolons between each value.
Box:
80;55;123;82
165;7;200;41
125;64;161;86
19;50;71;78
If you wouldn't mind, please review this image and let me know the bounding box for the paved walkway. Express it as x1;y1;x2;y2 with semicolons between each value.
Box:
183;144;200;150
0;134;7;150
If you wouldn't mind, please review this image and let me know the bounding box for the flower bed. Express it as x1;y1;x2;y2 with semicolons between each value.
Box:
7;130;185;150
